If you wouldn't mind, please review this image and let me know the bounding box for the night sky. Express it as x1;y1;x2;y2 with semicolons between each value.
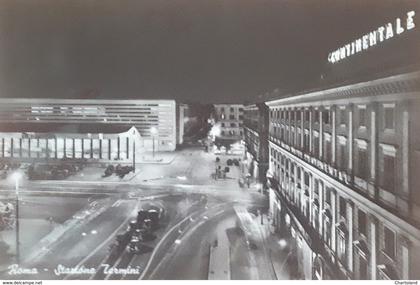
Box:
0;0;418;103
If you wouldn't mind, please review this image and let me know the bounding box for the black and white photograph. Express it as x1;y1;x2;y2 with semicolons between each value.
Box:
0;0;420;282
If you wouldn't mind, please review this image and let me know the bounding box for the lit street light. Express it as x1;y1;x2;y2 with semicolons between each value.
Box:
150;127;158;159
11;172;22;264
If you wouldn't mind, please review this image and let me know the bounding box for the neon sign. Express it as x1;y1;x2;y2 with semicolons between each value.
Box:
328;11;416;64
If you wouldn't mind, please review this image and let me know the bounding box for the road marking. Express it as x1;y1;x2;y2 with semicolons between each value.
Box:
63;200;141;280
147;208;226;279
112;200;122;207
139;204;228;280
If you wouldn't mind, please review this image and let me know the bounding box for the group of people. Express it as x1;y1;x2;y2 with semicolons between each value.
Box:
0;202;14;230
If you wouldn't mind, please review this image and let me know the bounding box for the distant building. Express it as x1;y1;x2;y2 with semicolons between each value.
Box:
176;104;189;147
212;104;244;144
242;103;269;187
0;99;179;163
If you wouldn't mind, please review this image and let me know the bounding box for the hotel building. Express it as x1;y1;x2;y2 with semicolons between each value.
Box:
265;7;420;279
267;69;420;279
242;103;269;186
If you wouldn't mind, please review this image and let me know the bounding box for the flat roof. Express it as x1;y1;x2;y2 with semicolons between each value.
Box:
0;122;134;134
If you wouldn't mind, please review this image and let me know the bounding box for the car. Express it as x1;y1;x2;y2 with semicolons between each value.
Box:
147;209;160;229
127;236;145;254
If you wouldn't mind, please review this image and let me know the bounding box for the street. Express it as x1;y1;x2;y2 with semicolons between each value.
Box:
0;147;289;280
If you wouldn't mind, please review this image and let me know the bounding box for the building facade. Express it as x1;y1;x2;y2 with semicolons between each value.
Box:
213;104;244;142
243;103;269;187
267;70;420;280
0;99;179;163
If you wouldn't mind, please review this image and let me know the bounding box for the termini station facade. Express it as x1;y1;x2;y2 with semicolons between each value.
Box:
243;9;420;280
0;99;179;163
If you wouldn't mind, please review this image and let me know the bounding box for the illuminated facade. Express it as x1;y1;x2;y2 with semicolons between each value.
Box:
267;70;420;279
0;99;178;162
213;104;244;142
243;103;269;186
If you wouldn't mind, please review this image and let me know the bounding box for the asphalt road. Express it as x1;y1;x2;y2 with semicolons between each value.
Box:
0;147;275;280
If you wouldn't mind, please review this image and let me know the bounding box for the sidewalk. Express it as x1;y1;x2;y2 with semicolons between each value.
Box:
137;151;177;164
253;213;298;280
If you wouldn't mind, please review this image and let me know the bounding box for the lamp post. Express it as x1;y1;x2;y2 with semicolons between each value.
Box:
150;127;158;159
12;172;21;265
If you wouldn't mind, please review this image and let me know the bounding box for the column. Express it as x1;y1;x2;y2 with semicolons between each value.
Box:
10;138;14;158
99;139;102;159
54;137;57;158
309;109;313;153
370;104;377;198
332;106;337;165
19;138;22;158
72;138;75;158
301;169;306;213
108;138;112;160
401;239;410;279
63;138;66;158
301;108;305;149
37;138;40;158
347;201;354;272
117;137;120;160
28;138;31;158
309;174;313;224
126;137;129;159
348;105;354;176
318;181;324;237
331;190;336;253
402;107;409;196
81;139;85;158
45;138;49;158
319;108;323;159
90;137;93;158
369;216;378;280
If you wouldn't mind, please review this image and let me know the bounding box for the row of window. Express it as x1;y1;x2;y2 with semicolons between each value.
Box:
220;114;244;120
268;104;400;194
271;148;400;279
220;130;243;136
269;104;395;130
221;122;243;128
219;107;244;113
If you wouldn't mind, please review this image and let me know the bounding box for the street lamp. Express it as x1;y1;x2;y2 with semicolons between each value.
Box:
11;172;22;264
150;127;158;159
